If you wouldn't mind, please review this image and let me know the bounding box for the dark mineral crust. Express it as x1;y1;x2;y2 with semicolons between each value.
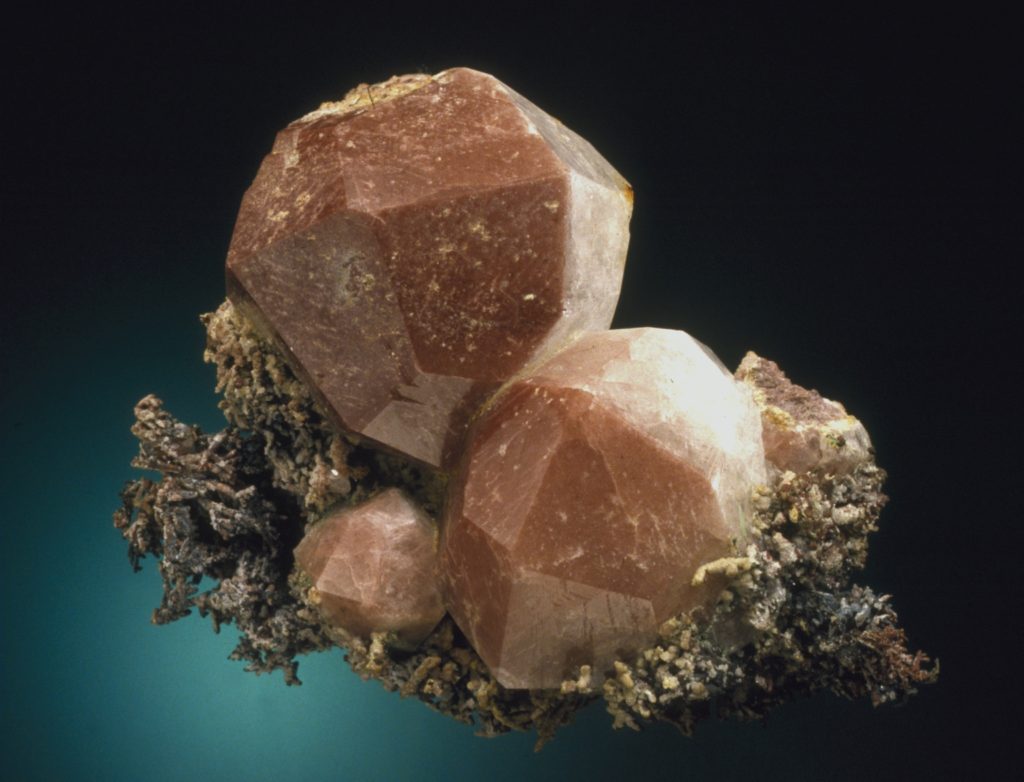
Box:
115;300;936;747
113;393;333;684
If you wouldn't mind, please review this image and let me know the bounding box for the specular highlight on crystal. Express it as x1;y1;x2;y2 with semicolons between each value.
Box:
113;66;935;747
442;328;767;688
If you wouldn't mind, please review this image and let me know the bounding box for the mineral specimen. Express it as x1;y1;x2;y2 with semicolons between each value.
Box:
114;67;935;747
294;488;444;648
113;393;334;685
441;328;767;689
736;352;872;475
226;67;633;469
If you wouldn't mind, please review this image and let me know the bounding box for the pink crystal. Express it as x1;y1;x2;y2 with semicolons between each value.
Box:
294;489;444;647
441;328;767;689
735;352;872;475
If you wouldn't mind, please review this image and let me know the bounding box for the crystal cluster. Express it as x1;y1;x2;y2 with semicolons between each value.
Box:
115;66;935;740
234;67;774;688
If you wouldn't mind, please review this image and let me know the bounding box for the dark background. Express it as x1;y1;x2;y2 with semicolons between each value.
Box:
2;5;1016;780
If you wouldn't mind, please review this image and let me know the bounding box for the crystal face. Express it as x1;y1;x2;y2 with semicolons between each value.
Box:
735;352;872;475
441;328;768;689
226;67;633;469
115;66;936;737
293;488;444;648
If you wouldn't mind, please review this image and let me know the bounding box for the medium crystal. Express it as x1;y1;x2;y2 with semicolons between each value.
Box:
225;67;633;469
441;328;767;689
293;489;444;648
735;352;872;475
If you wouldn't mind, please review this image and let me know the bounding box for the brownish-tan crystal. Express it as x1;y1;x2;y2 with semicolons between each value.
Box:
735;352;872;475
294;488;444;648
441;328;767;689
226;67;633;469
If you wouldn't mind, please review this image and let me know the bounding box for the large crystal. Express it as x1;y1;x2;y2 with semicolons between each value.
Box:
735;352;872;475
293;489;444;648
226;67;633;469
441;328;767;689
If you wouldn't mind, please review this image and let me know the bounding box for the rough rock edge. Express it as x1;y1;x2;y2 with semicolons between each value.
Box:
590;466;938;734
112;395;333;684
300;73;433;124
201;303;354;515
201;301;446;517
114;300;936;745
735;351;873;476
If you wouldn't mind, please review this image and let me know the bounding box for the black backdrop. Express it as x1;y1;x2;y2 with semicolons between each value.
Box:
3;4;1017;780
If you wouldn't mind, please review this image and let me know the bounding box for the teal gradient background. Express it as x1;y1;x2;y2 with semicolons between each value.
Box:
3;6;1014;780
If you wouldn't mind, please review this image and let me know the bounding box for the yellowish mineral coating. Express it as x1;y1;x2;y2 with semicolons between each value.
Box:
691;556;754;587
300;73;433;123
559;664;594;695
735;351;873;476
399;655;443;697
203;301;354;513
613;660;635;689
761;402;796;430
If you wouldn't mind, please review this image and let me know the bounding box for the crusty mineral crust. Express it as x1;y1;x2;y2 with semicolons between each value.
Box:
303;73;433;122
113;395;333;684
592;465;937;732
202;301;447;517
736;352;873;476
202;302;353;514
114;301;935;745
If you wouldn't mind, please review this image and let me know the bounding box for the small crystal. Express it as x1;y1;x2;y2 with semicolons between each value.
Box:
293;489;444;648
735;352;872;475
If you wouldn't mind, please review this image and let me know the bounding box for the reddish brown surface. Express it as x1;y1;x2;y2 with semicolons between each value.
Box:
735;352;872;475
442;383;732;690
293;489;444;648
226;68;629;469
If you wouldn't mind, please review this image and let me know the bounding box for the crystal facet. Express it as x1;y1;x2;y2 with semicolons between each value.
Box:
441;328;767;689
225;67;633;469
735;352;872;475
113;64;936;737
293;488;444;647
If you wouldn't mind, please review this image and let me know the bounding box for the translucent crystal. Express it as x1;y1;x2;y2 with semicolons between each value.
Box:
294;489;444;648
441;328;767;689
226;67;632;468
